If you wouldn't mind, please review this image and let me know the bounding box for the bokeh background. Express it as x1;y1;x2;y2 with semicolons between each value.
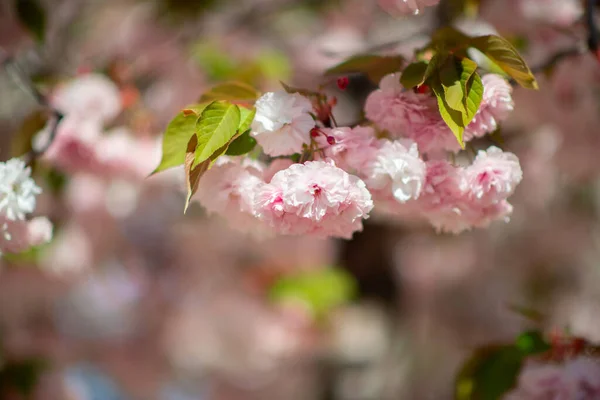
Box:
0;0;599;399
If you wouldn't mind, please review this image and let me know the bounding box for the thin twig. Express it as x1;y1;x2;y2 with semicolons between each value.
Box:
586;0;599;59
1;49;64;164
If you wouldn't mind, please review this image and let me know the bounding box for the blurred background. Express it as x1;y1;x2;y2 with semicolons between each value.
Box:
0;0;599;399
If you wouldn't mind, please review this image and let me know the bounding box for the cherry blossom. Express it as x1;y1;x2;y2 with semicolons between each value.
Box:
254;161;373;239
251;91;315;156
505;357;600;400
465;74;514;140
365;139;426;203
0;158;42;221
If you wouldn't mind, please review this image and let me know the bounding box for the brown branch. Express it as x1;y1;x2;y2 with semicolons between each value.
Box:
1;49;63;164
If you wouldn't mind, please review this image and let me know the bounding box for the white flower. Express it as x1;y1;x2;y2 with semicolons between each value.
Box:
366;139;426;203
0;158;42;221
251;91;315;156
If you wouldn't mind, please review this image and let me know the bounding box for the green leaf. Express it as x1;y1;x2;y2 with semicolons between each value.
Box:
439;57;465;112
15;0;46;42
515;331;551;355
183;135;209;213
464;71;484;126
325;55;405;83
194;101;241;167
269;267;357;319
238;106;256;134
431;26;471;51
152;103;208;174
199;81;260;105
456;345;524;400
400;61;428;89
225;129;256;156
470;35;538;89
431;76;466;148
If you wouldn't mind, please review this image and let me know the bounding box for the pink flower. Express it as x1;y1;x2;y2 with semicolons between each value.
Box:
417;156;518;233
0;216;53;254
254;161;373;239
35;117;104;175
315;126;379;173
519;0;583;27
465;74;514;140
251;91;315;156
364;74;461;154
365;139;426;203
195;157;270;235
52;74;122;124
462;146;523;205
378;0;441;15
505;357;600;400
263;158;295;183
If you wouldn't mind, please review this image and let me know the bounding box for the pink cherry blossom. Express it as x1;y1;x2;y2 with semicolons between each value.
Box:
465;74;514;140
195;156;270;235
505;357;600;400
251;91;315;156
315;126;379;173
0;216;53;254
378;0;441;16
417;156;518;234
519;0;583;27
364;73;462;154
35;117;104;175
263;158;295;183
462;146;523;205
365;139;426;203
52;73;122;124
254;161;373;239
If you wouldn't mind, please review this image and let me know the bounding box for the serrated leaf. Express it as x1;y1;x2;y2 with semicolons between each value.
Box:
464;71;484;126
439;57;464;112
152;103;208;174
199;81;260;105
194;101;241;167
183;135;209;213
422;52;448;86
15;0;46;43
225;129;256;156
400;61;428;89
439;56;478;115
431;77;466;148
238;106;256;134
470;35;538;89
325;55;405;83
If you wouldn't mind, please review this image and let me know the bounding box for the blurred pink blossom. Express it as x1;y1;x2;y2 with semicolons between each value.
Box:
505;357;600;399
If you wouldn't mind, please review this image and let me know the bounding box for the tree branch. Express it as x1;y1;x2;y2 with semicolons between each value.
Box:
1;49;63;164
586;0;599;60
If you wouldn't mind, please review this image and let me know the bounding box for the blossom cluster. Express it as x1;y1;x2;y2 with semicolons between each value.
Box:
0;159;52;254
193;69;522;238
505;356;600;399
35;74;160;181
